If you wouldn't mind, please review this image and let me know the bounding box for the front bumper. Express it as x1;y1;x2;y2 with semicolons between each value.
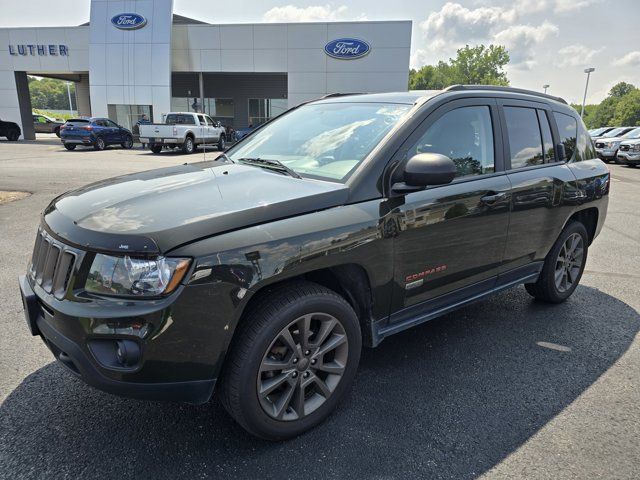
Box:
617;151;640;165
596;148;617;160
19;274;219;403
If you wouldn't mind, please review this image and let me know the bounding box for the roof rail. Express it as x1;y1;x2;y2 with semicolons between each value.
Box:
319;92;364;99
444;84;568;105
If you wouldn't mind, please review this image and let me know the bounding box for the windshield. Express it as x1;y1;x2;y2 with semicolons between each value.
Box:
622;127;640;139
226;102;411;182
590;127;608;136
602;128;627;138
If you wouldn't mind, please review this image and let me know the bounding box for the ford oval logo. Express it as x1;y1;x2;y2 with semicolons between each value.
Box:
324;38;370;59
111;13;147;30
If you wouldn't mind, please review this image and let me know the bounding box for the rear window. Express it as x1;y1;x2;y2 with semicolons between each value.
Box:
165;114;196;125
553;112;577;161
65;118;90;126
504;106;544;168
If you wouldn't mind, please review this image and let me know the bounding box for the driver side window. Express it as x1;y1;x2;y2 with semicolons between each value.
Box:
409;106;495;178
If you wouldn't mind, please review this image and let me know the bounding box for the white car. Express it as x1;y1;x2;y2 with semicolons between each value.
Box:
139;112;226;154
617;138;640;167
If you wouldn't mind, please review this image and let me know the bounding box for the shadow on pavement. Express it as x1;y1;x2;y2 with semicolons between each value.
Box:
1;285;638;479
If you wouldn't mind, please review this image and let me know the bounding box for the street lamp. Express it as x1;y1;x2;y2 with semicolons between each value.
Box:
543;84;550;94
581;68;595;118
65;82;73;113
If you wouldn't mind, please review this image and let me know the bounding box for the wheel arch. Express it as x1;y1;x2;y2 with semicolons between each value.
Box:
565;207;599;245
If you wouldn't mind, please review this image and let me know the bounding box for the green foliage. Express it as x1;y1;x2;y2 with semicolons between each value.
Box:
28;76;76;110
33;109;75;121
580;82;640;128
409;44;510;90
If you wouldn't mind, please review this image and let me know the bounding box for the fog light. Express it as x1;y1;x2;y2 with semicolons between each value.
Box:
115;339;140;367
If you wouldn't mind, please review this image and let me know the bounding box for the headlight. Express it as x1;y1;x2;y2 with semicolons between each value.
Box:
85;254;191;297
633;144;640;152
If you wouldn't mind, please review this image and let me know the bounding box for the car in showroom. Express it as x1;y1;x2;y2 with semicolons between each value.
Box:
0;118;21;141
138;112;226;154
59;117;134;150
20;86;609;440
617;137;640;167
33;112;65;137
594;126;640;163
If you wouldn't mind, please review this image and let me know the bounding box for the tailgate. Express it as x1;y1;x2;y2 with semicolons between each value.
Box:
139;124;175;138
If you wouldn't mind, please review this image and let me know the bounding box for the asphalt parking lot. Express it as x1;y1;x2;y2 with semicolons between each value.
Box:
1;136;639;479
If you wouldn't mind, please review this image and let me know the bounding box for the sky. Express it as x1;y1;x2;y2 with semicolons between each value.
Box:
1;0;639;104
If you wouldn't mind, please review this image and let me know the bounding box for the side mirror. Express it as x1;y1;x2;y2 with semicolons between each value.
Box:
404;153;457;186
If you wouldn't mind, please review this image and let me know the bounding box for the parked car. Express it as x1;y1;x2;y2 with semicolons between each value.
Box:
60;117;133;151
19;86;609;440
235;125;257;141
594;126;640;162
617;137;640;167
139;112;226;154
589;126;615;138
33;113;65;137
0;118;21;141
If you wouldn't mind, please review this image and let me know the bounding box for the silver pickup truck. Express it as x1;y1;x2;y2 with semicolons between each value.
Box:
139;112;226;154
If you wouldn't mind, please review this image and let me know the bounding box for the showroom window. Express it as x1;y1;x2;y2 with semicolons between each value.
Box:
107;104;153;132
248;98;288;126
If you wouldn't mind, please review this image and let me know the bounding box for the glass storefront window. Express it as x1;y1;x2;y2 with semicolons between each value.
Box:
248;98;288;126
107;104;153;132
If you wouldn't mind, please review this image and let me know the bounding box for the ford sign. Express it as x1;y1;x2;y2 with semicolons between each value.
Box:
324;38;370;60
111;13;147;30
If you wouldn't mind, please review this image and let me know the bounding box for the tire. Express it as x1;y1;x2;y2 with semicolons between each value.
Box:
218;281;361;440
55;127;61;138
7;130;19;141
182;136;195;154
64;144;76;151
217;134;226;151
93;136;106;151
525;221;588;303
150;144;163;154
628;164;637;168
121;135;133;149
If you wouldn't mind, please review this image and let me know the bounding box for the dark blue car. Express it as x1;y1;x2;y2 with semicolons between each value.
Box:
60;117;133;151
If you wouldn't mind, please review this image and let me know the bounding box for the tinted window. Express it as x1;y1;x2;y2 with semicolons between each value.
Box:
504;107;544;168
204;115;215;126
575;120;596;162
537;110;555;162
106;119;119;127
553;112;577;161
409;106;495;178
166;114;196;125
197;114;206;125
65;119;89;126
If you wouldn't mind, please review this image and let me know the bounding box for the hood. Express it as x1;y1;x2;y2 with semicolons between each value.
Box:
620;138;640;146
43;160;349;254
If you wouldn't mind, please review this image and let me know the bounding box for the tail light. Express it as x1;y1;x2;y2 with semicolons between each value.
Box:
82;125;93;131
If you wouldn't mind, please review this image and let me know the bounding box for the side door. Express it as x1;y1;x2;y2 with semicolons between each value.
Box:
205;115;219;142
390;98;511;320
106;119;124;143
497;99;578;277
33;115;45;133
196;114;207;143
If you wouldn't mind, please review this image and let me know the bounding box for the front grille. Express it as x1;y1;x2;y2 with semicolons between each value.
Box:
619;144;630;152
595;142;604;148
30;228;78;299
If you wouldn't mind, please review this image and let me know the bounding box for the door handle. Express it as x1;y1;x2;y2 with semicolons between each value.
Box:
480;191;508;203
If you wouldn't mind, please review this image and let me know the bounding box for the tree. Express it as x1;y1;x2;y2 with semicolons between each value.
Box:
409;44;510;90
608;82;636;98
28;76;76;110
611;90;640;126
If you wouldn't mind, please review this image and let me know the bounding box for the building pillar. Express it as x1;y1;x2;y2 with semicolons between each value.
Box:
14;72;35;140
75;74;91;117
199;72;204;114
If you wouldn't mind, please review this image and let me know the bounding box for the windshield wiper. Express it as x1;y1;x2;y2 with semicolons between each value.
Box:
236;157;302;179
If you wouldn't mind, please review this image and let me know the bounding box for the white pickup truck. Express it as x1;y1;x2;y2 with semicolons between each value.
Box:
139;112;226;154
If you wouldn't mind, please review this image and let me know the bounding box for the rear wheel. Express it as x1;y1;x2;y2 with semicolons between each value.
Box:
93;136;106;151
182;136;195;154
219;281;361;440
525;221;588;303
121;135;133;149
150;144;163;154
64;144;76;151
7;130;19;141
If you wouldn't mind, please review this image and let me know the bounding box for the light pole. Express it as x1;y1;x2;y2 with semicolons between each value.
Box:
65;82;73;113
581;68;595;118
543;84;550;94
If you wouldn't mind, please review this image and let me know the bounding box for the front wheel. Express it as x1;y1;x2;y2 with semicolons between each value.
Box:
525;221;588;303
217;134;226;151
121;135;133;149
93;136;106;151
219;281;361;440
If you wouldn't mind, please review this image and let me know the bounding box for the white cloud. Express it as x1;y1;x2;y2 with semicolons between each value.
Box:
557;44;604;67
262;4;365;23
494;22;558;68
552;0;602;13
612;51;640;67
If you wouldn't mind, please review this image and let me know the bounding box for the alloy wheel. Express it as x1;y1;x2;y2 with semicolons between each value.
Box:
554;232;584;293
257;313;349;421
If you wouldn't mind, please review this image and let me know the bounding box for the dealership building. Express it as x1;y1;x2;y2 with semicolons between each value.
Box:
0;0;411;139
